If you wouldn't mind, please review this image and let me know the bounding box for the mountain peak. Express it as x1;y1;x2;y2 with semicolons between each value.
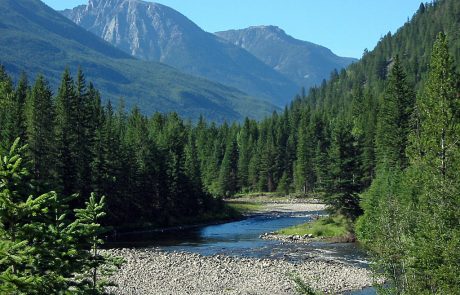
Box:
216;27;356;87
61;0;299;107
249;25;281;31
88;0;102;8
247;25;285;34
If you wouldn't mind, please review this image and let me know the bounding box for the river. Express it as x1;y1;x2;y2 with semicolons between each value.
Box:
108;208;376;294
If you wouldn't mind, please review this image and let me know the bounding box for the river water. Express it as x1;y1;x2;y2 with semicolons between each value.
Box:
109;210;376;294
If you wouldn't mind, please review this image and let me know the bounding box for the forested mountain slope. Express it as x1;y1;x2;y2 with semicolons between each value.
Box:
61;0;299;107
0;0;278;122
294;0;460;114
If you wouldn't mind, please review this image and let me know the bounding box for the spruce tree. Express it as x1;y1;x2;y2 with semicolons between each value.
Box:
55;68;79;198
375;55;415;170
25;74;57;193
0;68;15;151
0;139;45;293
218;137;238;197
294;108;316;194
75;69;96;200
73;193;123;294
325;120;363;219
10;73;28;143
236;118;253;191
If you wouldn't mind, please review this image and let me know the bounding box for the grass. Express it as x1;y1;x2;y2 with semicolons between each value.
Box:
277;215;353;239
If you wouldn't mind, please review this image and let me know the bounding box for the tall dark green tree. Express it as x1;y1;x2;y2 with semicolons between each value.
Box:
25;75;57;193
10;73;28;143
75;69;97;200
55;68;79;198
218;137;239;197
0;67;15;151
294;108;316;193
184;131;202;199
375;55;415;170
236;118;254;191
325;120;363;219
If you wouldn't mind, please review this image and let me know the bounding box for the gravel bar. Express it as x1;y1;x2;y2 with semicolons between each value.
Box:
105;248;374;295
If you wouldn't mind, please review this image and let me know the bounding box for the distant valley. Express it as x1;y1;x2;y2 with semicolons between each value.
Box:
0;0;280;122
0;0;355;122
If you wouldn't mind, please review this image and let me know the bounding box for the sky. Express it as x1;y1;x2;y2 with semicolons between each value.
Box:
42;0;424;58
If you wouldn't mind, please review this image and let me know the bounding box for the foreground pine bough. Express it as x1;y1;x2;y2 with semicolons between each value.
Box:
0;138;122;294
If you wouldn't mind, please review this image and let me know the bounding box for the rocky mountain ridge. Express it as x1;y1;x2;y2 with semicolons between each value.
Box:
216;25;356;88
62;0;299;107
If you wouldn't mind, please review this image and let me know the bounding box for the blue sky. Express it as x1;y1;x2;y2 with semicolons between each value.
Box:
43;0;423;58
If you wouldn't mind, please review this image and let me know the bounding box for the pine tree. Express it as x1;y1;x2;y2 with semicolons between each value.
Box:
247;146;261;192
375;55;415;170
236;118;253;191
257;122;277;192
325;120;363;219
55;68;79;198
0;67;15;151
75;69;96;200
0;139;45;293
73;193;123;294
25;74;57;193
294;108;316;194
89;84;107;197
184;131;202;197
358;32;460;294
218;137;239;197
10;73;28;143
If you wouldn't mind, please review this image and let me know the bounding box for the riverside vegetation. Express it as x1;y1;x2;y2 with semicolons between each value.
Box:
277;215;353;241
0;0;459;293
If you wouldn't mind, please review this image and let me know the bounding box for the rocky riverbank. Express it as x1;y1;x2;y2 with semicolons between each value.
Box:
105;248;374;295
260;232;318;243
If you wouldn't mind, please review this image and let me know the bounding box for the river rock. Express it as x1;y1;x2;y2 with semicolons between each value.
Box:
103;248;374;295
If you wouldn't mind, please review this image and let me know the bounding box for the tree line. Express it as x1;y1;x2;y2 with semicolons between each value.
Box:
0;64;367;224
0;67;230;227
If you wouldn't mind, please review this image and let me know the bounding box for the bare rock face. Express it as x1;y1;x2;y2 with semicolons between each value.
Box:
216;26;357;88
61;0;299;107
63;0;199;62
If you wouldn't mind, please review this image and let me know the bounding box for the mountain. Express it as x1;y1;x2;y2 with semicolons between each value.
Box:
0;0;278;122
216;26;356;89
61;0;299;107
